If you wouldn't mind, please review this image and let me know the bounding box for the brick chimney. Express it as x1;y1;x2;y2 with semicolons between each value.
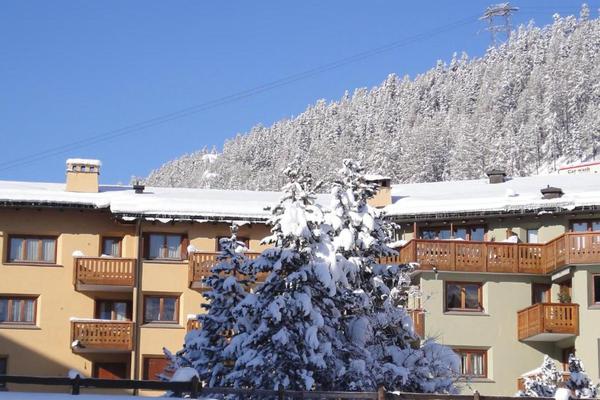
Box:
65;159;101;193
486;169;507;184
365;174;392;208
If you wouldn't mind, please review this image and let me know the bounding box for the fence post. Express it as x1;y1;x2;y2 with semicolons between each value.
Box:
278;383;285;400
71;375;80;395
190;376;201;399
473;390;480;400
377;385;385;400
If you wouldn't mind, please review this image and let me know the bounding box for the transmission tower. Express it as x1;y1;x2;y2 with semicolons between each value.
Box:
480;2;519;46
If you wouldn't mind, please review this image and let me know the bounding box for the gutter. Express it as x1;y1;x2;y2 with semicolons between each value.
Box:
132;218;144;393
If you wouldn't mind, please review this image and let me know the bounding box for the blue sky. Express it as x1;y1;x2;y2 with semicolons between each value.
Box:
0;1;595;184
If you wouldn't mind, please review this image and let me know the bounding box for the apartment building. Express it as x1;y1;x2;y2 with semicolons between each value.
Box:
381;170;600;395
0;160;599;396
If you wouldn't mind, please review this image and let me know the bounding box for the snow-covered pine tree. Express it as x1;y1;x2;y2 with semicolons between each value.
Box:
519;355;562;397
225;164;345;391
566;354;598;399
165;226;252;387
327;159;459;393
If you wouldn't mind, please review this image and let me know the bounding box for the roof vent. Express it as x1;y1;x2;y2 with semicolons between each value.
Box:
133;182;145;194
486;169;506;184
541;185;563;199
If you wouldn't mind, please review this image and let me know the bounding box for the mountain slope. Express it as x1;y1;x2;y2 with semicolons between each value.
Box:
146;7;600;190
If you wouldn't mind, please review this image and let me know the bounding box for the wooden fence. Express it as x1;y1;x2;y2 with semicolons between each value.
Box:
0;374;567;400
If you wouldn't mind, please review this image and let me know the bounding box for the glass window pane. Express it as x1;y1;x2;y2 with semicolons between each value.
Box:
421;230;436;240
166;235;181;259
439;229;451;240
114;302;127;321
455;228;467;240
572;222;588;232
470;227;485;241
592;222;600;232
447;284;461;309
41;239;55;262
527;229;539;244
103;239;120;257
148;235;164;259
161;298;176;321
9;238;23;261
0;299;7;322
461;354;468;375
23;300;34;322
471;354;483;376
464;285;480;309
98;302;112;320
26;239;39;261
145;298;160;322
594;276;600;304
11;299;21;321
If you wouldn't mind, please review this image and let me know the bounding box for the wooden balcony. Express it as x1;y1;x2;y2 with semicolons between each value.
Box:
187;318;200;332
188;251;263;289
409;309;425;338
380;232;600;275
517;303;579;341
71;320;134;352
518;372;570;391
73;257;136;291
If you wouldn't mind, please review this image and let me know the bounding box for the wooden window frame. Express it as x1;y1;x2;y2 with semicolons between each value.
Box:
445;281;483;312
100;236;123;257
0;296;38;325
6;235;58;265
143;233;188;260
454;348;487;378
215;236;250;252
570;220;600;232
143;295;179;324
94;300;132;321
531;283;551;305
142;355;171;381
92;362;129;380
419;224;486;241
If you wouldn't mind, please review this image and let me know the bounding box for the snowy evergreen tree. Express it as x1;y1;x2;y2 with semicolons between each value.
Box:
327;160;459;393
566;354;598;399
519;355;562;397
225;164;345;390
165;226;252;387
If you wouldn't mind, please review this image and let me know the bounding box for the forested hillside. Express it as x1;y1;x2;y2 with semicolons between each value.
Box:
146;7;600;190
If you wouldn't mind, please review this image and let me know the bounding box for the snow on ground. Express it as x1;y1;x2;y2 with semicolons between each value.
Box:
0;393;217;400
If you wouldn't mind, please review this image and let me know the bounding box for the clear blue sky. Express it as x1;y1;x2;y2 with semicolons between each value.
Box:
1;1;595;184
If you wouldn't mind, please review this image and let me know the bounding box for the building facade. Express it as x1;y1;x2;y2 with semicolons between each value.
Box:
0;159;599;396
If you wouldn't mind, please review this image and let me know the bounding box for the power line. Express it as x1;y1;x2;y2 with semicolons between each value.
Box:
0;13;481;173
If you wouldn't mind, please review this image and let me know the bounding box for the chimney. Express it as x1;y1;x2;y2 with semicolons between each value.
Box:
65;159;101;193
365;174;392;208
133;181;145;194
486;169;507;184
541;185;564;199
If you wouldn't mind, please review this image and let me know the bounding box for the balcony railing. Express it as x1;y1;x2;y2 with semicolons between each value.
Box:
517;372;570;391
380;232;600;275
71;320;134;352
74;257;136;288
188;251;262;289
517;303;579;341
409;309;425;338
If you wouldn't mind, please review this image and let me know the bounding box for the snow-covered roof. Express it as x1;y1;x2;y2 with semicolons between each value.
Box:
66;158;102;166
364;174;391;181
385;173;600;219
0;180;329;222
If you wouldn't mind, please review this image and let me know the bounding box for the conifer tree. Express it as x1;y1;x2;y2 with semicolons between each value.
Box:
566;354;598;399
520;355;562;397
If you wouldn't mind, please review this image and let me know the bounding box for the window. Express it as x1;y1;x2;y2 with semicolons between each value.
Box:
7;236;56;264
532;284;551;304
144;295;178;323
420;225;485;241
446;282;482;311
0;297;37;324
216;236;249;252
593;275;600;305
95;300;131;321
93;362;128;380
421;228;451;240
455;349;487;377
143;356;171;381
0;357;6;389
145;234;187;260
101;237;122;257
527;229;539;244
571;220;600;232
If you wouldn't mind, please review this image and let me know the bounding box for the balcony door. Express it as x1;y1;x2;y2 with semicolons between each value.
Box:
93;362;128;380
95;300;132;321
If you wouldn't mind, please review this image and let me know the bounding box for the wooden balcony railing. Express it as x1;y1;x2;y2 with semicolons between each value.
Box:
74;257;136;287
187;318;200;332
517;303;579;341
409;309;425;338
380;232;600;275
71;320;134;352
188;252;262;288
517;372;570;391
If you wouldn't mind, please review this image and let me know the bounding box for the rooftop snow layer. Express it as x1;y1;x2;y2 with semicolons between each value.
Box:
385;173;600;217
66;158;102;166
